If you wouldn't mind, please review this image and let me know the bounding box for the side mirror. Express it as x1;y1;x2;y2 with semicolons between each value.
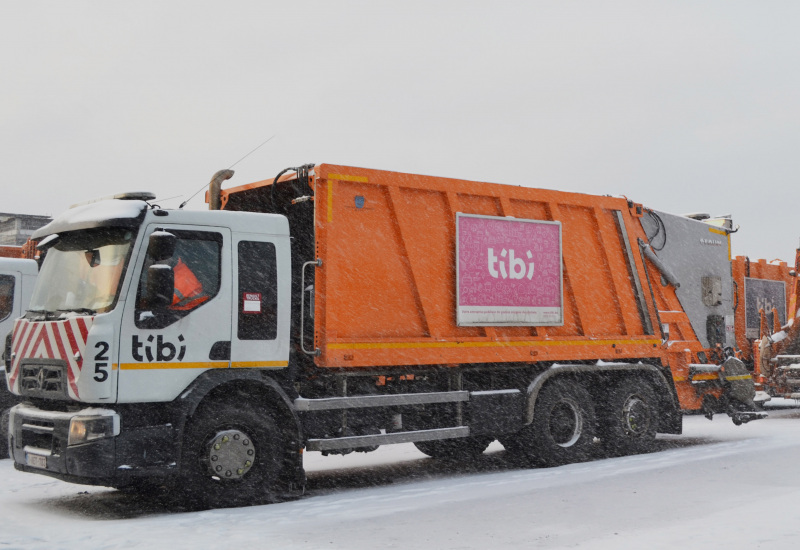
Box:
146;264;174;309
84;249;101;268
147;231;176;262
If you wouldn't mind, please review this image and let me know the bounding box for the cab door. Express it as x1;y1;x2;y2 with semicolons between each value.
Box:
229;234;290;371
117;224;232;403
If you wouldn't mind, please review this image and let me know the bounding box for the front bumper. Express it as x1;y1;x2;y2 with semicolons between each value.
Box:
9;404;119;483
9;403;179;486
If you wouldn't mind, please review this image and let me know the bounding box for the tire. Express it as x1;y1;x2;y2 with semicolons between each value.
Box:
414;436;493;460
598;379;658;457
181;400;286;509
0;408;10;460
503;379;597;467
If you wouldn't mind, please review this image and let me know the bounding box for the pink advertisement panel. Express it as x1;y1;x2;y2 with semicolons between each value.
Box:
457;213;563;326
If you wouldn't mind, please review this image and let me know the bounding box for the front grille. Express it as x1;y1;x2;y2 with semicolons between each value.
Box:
19;361;70;400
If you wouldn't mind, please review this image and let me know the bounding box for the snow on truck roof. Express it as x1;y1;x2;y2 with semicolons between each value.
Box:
31;196;291;240
31;199;149;240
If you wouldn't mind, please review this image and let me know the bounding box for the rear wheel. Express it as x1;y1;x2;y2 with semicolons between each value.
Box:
414;436;493;460
503;379;597;467
181;400;286;509
599;379;658;456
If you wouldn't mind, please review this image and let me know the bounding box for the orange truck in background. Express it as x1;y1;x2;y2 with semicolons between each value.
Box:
731;256;792;368
734;252;800;398
8;164;760;508
0;240;37;260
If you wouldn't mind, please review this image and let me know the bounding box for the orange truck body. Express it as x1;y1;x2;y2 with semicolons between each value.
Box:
222;164;751;417
0;241;37;260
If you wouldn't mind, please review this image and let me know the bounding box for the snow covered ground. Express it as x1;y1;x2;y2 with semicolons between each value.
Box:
2;407;800;550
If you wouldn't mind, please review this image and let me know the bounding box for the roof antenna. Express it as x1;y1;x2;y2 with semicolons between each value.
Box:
178;134;276;209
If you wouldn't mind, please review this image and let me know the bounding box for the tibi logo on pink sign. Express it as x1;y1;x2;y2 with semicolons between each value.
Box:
456;213;563;327
488;248;535;280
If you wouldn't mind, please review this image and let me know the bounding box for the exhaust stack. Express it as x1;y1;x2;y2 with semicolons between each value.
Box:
208;169;235;210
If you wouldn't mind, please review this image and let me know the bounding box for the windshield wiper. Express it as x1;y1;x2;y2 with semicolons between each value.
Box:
56;308;97;316
26;308;58;321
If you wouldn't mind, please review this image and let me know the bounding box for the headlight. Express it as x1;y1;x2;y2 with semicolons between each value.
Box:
68;415;118;446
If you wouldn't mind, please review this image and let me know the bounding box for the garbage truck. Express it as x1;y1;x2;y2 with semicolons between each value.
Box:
6;164;760;507
731;255;792;371
741;249;800;398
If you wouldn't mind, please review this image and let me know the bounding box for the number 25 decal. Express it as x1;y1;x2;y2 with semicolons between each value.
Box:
94;341;110;382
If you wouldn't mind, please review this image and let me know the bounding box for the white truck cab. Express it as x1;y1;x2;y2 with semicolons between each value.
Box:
1;257;38;457
7;196;301;500
0;257;38;345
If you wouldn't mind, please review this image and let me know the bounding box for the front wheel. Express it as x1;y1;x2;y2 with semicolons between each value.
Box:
503;379;597;467
181;400;286;509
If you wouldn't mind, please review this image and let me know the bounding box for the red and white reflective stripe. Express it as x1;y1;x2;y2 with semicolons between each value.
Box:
8;319;35;387
8;317;94;399
11;318;35;367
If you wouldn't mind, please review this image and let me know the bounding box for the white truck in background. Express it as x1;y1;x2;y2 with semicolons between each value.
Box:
0;258;38;457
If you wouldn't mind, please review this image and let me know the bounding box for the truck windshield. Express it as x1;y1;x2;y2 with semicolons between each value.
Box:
29;228;136;315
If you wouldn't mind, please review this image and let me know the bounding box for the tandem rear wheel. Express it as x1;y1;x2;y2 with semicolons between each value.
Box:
598;378;658;456
502;379;597;467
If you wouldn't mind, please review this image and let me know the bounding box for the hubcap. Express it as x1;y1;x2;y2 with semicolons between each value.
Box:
622;396;650;437
205;429;255;480
549;400;582;447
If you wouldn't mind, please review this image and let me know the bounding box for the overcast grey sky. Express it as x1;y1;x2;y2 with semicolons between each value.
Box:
2;1;799;262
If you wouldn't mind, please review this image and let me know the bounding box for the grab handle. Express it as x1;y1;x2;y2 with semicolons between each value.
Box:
301;259;322;356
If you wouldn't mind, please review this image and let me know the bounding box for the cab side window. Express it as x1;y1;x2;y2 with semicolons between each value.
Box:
237;241;277;340
0;275;14;322
135;230;222;329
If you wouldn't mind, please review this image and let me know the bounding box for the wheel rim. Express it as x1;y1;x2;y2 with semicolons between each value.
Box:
205;429;256;480
549;399;583;447
621;395;651;437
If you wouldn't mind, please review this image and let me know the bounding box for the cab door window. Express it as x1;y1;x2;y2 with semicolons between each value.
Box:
237;241;277;340
136;230;222;329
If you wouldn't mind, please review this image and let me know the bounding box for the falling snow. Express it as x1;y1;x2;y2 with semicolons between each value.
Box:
2;408;800;549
